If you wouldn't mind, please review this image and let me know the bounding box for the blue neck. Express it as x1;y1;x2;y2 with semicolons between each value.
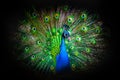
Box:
56;37;70;72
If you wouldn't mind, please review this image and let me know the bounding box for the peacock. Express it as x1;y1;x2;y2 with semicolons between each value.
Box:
12;5;107;74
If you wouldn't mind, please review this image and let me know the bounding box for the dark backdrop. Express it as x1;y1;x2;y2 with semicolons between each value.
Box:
1;0;118;80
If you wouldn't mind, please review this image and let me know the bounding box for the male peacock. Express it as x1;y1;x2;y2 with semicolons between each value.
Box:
56;24;71;73
12;5;107;74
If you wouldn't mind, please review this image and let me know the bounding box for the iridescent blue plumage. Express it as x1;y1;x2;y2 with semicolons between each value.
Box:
56;25;71;72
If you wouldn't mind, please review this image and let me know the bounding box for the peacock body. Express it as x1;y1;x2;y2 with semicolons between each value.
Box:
12;6;106;74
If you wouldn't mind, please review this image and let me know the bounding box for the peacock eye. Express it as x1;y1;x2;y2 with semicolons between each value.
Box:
70;46;74;49
86;48;91;53
32;12;37;18
68;18;72;23
76;36;81;41
25;47;29;52
80;13;87;20
54;13;60;20
95;26;101;33
68;18;71;22
82;27;85;30
31;55;35;60
67;15;74;24
37;41;41;45
44;16;50;23
32;27;36;33
22;35;26;40
81;26;88;33
81;14;85;18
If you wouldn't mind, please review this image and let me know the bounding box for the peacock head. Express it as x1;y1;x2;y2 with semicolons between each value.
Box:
62;24;71;40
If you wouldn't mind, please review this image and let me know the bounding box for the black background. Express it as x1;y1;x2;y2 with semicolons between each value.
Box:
1;0;118;80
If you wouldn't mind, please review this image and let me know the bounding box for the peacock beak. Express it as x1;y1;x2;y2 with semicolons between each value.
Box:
68;37;71;41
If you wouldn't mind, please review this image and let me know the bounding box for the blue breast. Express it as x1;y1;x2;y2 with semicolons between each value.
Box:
56;38;70;72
